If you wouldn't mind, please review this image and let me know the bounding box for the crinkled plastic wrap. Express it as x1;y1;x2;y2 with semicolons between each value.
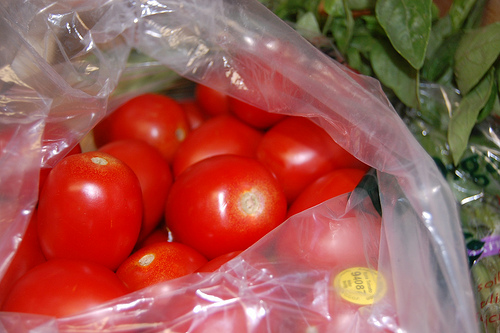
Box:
0;1;479;332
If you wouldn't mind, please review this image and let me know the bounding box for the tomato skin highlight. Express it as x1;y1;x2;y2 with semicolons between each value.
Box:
256;116;369;204
1;259;128;318
93;93;190;163
165;155;287;259
37;151;143;271
99;139;173;241
172;115;264;177
287;168;367;217
116;241;207;292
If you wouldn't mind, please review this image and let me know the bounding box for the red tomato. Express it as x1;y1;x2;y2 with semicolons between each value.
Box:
287;168;367;217
195;84;230;116
277;215;381;270
165;155;287;259
116;241;207;292
228;96;286;129
1;258;128;318
196;251;243;273
172;115;264;177
39;143;82;195
0;211;46;308
93;93;190;163
134;224;174;251
99;139;173;241
256;116;369;204
179;99;209;130
37;151;143;270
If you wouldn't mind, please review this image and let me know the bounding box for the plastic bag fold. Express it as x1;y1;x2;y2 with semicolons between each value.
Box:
0;0;479;332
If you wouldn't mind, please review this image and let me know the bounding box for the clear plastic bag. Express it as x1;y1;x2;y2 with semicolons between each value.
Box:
0;0;479;332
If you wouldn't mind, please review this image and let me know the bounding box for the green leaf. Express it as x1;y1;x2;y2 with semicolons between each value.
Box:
375;0;432;69
476;79;498;122
426;16;453;61
370;39;419;107
422;32;461;82
448;0;479;30
454;22;500;95
448;70;494;165
296;11;322;35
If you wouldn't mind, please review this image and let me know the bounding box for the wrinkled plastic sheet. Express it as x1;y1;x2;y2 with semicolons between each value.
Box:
0;1;479;332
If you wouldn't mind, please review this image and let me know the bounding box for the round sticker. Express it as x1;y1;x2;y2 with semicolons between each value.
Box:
333;267;387;305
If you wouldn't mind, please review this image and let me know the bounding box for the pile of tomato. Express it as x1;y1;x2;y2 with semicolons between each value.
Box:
0;81;373;320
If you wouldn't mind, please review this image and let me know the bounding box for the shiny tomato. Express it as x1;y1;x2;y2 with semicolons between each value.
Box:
39;143;82;196
93;93;190;163
179;99;209;130
165;155;287;259
196;251;243;273
256;116;368;204
172;115;264;177
228;96;287;129
195;84;230;116
116;241;207;292
37;151;143;270
99;139;173;241
287;168;367;217
277;215;381;270
1;258;128;318
0;211;46;308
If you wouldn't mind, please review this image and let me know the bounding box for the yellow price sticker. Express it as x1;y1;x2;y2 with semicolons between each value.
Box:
333;267;387;305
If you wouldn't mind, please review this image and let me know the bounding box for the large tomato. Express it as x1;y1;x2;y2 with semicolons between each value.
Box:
256;116;368;204
37;151;143;270
165;155;287;259
172;115;263;177
93;93;190;163
0;211;46;308
99;139;173;241
116;241;207;292
1;258;128;318
287;168;367;217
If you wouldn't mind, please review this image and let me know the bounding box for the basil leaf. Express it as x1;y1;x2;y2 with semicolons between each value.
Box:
370;39;419;107
422;32;461;83
375;0;432;69
477;79;498;122
448;0;479;30
296;11;322;35
448;70;494;165
426;16;453;61
454;22;500;95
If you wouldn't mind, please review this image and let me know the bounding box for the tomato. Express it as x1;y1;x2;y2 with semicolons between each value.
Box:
196;251;243;273
287;168;367;217
0;211;46;308
134;224;174;251
195;84;230;116
172;115;264;177
116;241;207;292
37;151;143;270
277;215;381;270
179;99;209;130
165;155;287;259
2;258;128;318
256;116;369;204
93;93;190;163
99;139;173;241
39;143;82;196
228;96;286;129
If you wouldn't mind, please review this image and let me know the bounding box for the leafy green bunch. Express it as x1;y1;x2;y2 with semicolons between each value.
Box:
260;0;500;166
